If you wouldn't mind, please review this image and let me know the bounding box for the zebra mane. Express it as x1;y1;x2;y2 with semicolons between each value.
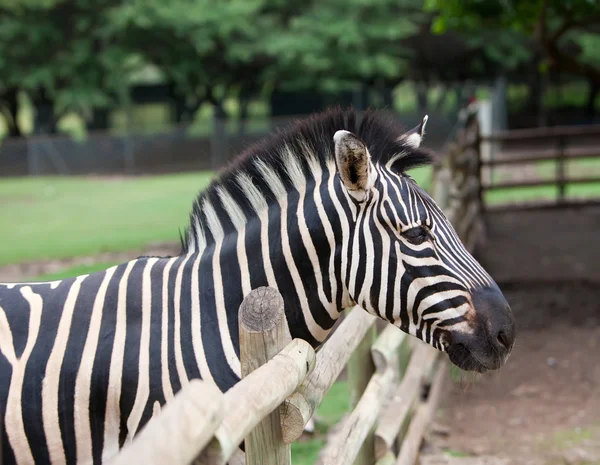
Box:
182;106;435;253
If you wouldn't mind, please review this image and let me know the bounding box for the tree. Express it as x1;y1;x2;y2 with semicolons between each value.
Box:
426;0;600;118
261;0;422;94
0;0;135;135
111;0;278;122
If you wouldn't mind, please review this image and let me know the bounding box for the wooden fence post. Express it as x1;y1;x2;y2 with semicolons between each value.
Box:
239;286;292;465
556;134;566;203
347;322;377;465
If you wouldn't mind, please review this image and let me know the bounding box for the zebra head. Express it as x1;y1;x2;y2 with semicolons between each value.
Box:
334;116;516;373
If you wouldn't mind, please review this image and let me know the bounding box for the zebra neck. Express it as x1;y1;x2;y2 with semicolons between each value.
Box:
187;189;355;345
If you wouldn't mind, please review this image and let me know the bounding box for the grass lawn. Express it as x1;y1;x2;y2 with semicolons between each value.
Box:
1;167;433;267
0;172;214;266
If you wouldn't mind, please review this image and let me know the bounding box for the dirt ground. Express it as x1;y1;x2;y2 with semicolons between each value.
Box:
426;207;600;465
0;241;181;282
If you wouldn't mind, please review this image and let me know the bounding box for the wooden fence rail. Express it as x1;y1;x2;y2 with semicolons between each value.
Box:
479;122;600;210
107;109;484;465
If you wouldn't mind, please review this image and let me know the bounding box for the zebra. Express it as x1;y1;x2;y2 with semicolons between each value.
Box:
0;107;516;464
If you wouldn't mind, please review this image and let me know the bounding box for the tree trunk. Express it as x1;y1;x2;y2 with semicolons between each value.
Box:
33;88;58;135
3;87;22;138
172;96;187;124
382;86;394;110
524;56;548;127
88;108;110;131
238;97;249;136
211;100;228;169
586;78;599;122
416;83;428;115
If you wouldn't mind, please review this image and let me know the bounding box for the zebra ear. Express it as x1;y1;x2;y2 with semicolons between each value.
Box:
333;130;375;202
401;115;428;148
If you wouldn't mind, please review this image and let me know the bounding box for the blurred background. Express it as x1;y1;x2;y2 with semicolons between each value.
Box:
1;1;599;464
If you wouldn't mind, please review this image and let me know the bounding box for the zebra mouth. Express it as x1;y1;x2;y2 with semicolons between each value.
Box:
447;343;493;373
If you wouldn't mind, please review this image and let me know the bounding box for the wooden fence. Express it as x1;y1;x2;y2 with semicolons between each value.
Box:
479;123;600;211
106;111;483;465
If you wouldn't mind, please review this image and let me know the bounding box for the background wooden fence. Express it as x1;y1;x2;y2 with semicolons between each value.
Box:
479;123;600;211
106;109;483;465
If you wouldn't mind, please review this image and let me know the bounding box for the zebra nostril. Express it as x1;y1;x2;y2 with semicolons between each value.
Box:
496;330;510;350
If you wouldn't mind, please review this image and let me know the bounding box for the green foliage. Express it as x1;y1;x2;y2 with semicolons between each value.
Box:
262;0;420;90
0;0;134;117
427;0;600;82
0;0;468;119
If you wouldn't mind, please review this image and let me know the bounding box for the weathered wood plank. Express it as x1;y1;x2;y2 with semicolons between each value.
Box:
109;380;223;465
374;344;438;460
318;365;396;465
280;309;377;444
394;362;447;465
371;325;409;373
348;324;377;465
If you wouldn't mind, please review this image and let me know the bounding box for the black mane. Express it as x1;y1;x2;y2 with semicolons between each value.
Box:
182;107;434;252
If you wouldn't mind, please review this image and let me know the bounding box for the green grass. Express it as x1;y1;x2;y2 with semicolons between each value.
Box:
0;172;214;266
1;166;433;268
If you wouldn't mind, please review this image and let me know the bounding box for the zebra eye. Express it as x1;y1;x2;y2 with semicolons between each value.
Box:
401;226;429;244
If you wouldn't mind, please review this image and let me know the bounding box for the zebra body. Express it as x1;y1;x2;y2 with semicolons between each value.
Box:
0;108;516;464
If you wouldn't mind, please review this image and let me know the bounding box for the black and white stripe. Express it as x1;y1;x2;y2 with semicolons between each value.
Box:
1;108;500;464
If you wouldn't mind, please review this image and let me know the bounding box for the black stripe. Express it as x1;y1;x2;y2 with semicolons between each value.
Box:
421;295;469;318
352;205;369;304
166;257;184;395
244;217;268;290
198;245;240;391
368;204;385;318
412;282;466;327
384;253;398;323
179;256;202;380
219;232;243;358
326;177;346;309
305;177;333;303
118;260;147;447
140;259;169;430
